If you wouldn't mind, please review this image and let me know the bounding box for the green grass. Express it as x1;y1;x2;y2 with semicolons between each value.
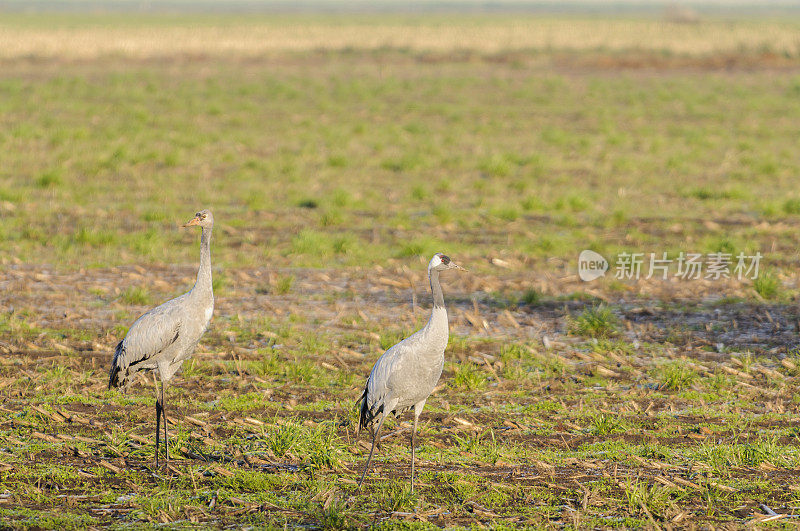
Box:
569;306;619;339
623;479;679;521
589;413;627;435
520;289;542;306
0;21;798;275
119;286;151;306
753;270;780;300
657;361;698;391
452;362;488;390
275;275;294;295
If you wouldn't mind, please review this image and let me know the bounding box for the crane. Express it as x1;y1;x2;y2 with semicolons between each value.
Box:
356;252;466;491
108;209;215;467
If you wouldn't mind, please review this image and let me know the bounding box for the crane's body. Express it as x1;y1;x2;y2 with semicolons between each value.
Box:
108;209;214;467
109;289;213;388
361;307;447;425
357;253;465;491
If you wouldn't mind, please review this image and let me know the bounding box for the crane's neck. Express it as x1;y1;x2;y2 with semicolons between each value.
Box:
193;226;213;295
430;268;445;309
424;268;449;339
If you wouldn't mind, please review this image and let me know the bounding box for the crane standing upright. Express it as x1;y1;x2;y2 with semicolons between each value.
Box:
356;252;466;492
109;209;215;467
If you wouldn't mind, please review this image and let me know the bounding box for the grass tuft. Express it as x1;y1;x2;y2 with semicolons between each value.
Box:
119;286;150;305
657;361;697;391
275;275;294;294
520;288;542;305
315;499;352;530
569;305;618;338
452;362;487;390
753;270;779;299
783;198;800;214
267;419;302;457
36;169;62;188
589;413;626;435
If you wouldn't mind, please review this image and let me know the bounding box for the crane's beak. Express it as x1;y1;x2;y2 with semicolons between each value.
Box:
451;263;468;272
182;216;201;227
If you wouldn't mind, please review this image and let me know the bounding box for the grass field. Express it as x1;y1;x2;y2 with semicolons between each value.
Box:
2;11;800;529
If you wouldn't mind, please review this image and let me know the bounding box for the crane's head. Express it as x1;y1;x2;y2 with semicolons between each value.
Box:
183;209;214;229
428;252;467;273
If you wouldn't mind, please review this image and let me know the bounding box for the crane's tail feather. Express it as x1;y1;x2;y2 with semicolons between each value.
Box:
108;340;129;391
356;383;386;441
356;385;368;438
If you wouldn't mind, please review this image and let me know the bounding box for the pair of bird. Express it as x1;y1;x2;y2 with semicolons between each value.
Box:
109;209;466;490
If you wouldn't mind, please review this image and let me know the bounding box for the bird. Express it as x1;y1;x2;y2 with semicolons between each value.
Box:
356;252;466;492
109;209;215;467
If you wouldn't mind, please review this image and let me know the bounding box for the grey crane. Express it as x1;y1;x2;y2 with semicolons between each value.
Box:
109;209;215;467
356;252;466;492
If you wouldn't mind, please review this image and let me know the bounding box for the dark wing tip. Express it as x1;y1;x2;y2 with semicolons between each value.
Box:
357;384;372;434
108;340;125;390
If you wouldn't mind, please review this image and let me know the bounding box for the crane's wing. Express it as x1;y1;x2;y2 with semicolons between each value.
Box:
108;297;184;389
358;332;422;434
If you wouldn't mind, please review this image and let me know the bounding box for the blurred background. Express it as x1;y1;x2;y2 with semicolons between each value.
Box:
1;0;799;295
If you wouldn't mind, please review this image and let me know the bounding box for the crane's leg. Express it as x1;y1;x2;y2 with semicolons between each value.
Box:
411;413;419;494
161;381;169;464
357;414;386;490
154;379;163;468
410;400;427;494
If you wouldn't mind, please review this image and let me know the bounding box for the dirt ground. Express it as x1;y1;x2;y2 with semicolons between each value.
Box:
1;264;800;527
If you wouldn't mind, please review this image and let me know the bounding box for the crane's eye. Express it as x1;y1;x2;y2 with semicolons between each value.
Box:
440;255;451;264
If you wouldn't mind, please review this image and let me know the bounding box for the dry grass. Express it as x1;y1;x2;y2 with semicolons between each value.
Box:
1;15;800;59
2;264;800;527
